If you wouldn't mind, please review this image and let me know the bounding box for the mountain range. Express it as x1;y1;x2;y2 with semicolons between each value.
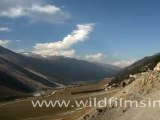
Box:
0;46;120;100
1;45;160;102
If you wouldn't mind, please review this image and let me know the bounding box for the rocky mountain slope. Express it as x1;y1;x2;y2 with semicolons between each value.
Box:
112;53;160;84
87;62;160;120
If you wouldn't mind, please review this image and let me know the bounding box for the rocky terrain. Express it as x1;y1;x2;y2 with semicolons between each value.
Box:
113;53;160;84
85;62;160;120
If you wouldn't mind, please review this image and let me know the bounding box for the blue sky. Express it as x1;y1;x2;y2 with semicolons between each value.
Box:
0;0;160;67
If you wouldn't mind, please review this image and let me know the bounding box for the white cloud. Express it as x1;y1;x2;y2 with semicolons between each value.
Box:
33;49;75;57
34;24;93;50
1;7;25;18
30;5;60;14
0;27;11;31
0;0;70;23
0;40;10;47
112;60;135;68
84;53;107;63
28;5;70;23
33;23;94;57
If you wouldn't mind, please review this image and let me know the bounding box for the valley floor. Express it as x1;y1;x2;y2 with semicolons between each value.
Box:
0;80;120;120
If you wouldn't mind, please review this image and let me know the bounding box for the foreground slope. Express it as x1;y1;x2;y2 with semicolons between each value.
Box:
91;70;160;120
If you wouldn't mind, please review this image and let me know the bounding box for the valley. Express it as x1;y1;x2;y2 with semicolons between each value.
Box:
0;80;120;120
0;46;160;120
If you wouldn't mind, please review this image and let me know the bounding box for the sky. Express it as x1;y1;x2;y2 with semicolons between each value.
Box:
0;0;160;68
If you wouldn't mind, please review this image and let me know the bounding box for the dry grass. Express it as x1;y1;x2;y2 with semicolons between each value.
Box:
0;81;119;120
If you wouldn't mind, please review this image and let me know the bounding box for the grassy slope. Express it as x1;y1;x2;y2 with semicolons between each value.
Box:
0;86;31;102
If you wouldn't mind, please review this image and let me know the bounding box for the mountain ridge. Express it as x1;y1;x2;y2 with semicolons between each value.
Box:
0;46;120;101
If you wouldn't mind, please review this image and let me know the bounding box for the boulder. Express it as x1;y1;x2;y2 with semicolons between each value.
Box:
154;62;160;71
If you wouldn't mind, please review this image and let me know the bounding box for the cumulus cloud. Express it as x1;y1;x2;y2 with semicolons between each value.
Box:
84;53;107;63
112;60;135;68
0;0;70;23
0;27;11;31
32;23;94;57
0;40;10;47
